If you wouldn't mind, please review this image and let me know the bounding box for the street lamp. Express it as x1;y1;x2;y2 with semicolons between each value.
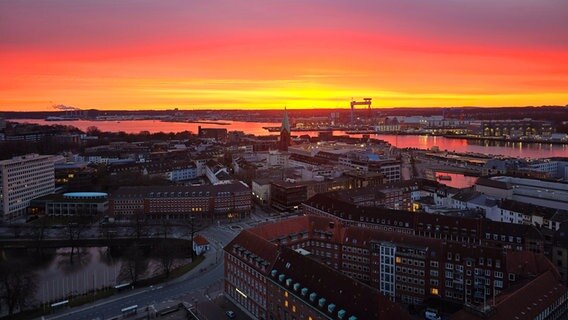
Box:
190;215;195;259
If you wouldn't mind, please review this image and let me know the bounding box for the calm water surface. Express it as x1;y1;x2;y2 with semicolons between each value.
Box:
14;119;568;159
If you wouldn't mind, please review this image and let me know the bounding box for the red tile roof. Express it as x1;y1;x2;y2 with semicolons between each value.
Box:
224;230;279;273
452;271;567;320
505;250;560;280
193;234;209;246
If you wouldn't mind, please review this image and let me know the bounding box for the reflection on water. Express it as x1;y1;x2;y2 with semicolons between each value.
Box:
33;247;122;303
2;246;189;304
434;172;478;189
14;119;568;159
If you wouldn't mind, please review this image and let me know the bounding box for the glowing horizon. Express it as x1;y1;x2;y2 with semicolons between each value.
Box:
1;0;567;111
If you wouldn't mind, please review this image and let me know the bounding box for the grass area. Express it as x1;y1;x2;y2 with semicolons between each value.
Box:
137;255;205;287
69;289;117;307
0;309;44;320
0;255;205;320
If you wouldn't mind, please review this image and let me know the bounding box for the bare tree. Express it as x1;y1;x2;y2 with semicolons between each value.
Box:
120;245;147;284
131;211;148;239
0;261;38;315
156;241;176;278
66;222;88;263
159;219;171;240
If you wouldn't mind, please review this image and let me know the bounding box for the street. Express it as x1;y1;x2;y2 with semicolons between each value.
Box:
40;207;276;320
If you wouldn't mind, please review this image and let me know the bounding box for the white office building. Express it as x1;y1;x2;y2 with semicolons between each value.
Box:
0;154;55;220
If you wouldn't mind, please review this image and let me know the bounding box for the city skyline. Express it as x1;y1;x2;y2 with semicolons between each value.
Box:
1;0;568;111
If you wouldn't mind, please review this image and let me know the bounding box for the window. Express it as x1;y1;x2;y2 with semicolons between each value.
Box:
431;288;439;295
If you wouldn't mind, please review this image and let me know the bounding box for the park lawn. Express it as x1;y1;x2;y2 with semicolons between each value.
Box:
0;255;205;320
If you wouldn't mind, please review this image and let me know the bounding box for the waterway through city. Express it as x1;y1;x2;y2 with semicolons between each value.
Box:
3;246;187;304
14;119;568;158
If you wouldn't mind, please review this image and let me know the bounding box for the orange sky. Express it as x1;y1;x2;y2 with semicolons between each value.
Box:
1;0;567;111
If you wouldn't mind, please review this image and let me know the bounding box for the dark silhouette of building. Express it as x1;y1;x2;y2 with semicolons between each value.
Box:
279;107;291;151
198;126;227;140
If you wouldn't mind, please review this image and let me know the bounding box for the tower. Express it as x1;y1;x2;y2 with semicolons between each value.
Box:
279;107;291;151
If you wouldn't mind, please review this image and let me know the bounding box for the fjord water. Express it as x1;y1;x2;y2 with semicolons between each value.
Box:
15;119;568;159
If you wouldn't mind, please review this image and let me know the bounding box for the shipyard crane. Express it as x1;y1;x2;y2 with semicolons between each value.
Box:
350;98;372;124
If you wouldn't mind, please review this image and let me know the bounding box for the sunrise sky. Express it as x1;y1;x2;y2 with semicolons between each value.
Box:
1;0;568;111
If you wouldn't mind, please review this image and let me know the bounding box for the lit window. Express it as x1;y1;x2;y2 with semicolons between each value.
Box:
284;300;289;307
292;305;296;312
284;291;288;298
396;257;402;264
431;288;439;295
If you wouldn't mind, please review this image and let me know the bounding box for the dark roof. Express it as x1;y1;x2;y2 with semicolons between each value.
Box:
270;247;410;320
248;216;341;243
505;250;560;279
304;193;415;228
452;271;567;320
482;220;543;240
499;199;559;219
343;226;443;253
476;177;511;189
224;230;279;274
452;189;481;202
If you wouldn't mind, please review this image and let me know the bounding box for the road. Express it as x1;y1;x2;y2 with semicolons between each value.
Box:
40;208;276;320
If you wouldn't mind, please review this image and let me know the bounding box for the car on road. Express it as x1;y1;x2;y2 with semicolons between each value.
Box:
225;310;236;318
425;308;442;320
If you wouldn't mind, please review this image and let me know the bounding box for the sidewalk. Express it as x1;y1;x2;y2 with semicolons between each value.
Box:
41;243;223;320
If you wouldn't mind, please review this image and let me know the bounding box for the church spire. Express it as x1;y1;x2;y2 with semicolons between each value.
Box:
281;106;291;133
279;106;291;151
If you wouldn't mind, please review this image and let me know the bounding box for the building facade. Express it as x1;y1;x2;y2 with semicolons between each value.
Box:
225;216;565;319
29;192;108;216
0;154;55;220
109;182;251;219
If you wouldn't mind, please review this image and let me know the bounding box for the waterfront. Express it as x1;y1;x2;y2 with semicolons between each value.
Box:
3;246;188;304
434;172;479;189
13;119;568;158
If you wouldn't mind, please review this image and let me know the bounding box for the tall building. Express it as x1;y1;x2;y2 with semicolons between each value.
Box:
279;107;291;151
0;154;55;221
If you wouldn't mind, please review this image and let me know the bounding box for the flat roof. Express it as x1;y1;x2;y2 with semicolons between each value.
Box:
63;192;108;198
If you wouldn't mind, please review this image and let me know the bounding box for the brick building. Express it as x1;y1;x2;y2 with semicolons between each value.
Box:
109;182;251;219
224;216;566;319
303;193;545;254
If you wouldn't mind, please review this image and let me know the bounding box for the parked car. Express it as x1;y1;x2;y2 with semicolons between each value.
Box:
226;310;236;319
425;308;442;320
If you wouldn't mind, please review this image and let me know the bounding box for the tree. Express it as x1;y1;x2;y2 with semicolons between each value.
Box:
120;245;147;284
130;211;148;239
156;241;176;278
66;222;88;263
0;261;38;315
86;126;101;136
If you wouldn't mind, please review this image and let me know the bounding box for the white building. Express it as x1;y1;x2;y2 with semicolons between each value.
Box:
193;235;210;255
0;154;55;220
475;176;568;211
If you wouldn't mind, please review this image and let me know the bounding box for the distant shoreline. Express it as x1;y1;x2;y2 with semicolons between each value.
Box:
443;134;568;145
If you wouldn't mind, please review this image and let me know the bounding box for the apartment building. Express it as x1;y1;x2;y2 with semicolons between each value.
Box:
225;216;567;319
109;182;251;219
0;154;55;220
303;193;545;253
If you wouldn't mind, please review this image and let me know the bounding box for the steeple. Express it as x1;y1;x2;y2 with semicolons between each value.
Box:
279;107;291;151
281;106;291;133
